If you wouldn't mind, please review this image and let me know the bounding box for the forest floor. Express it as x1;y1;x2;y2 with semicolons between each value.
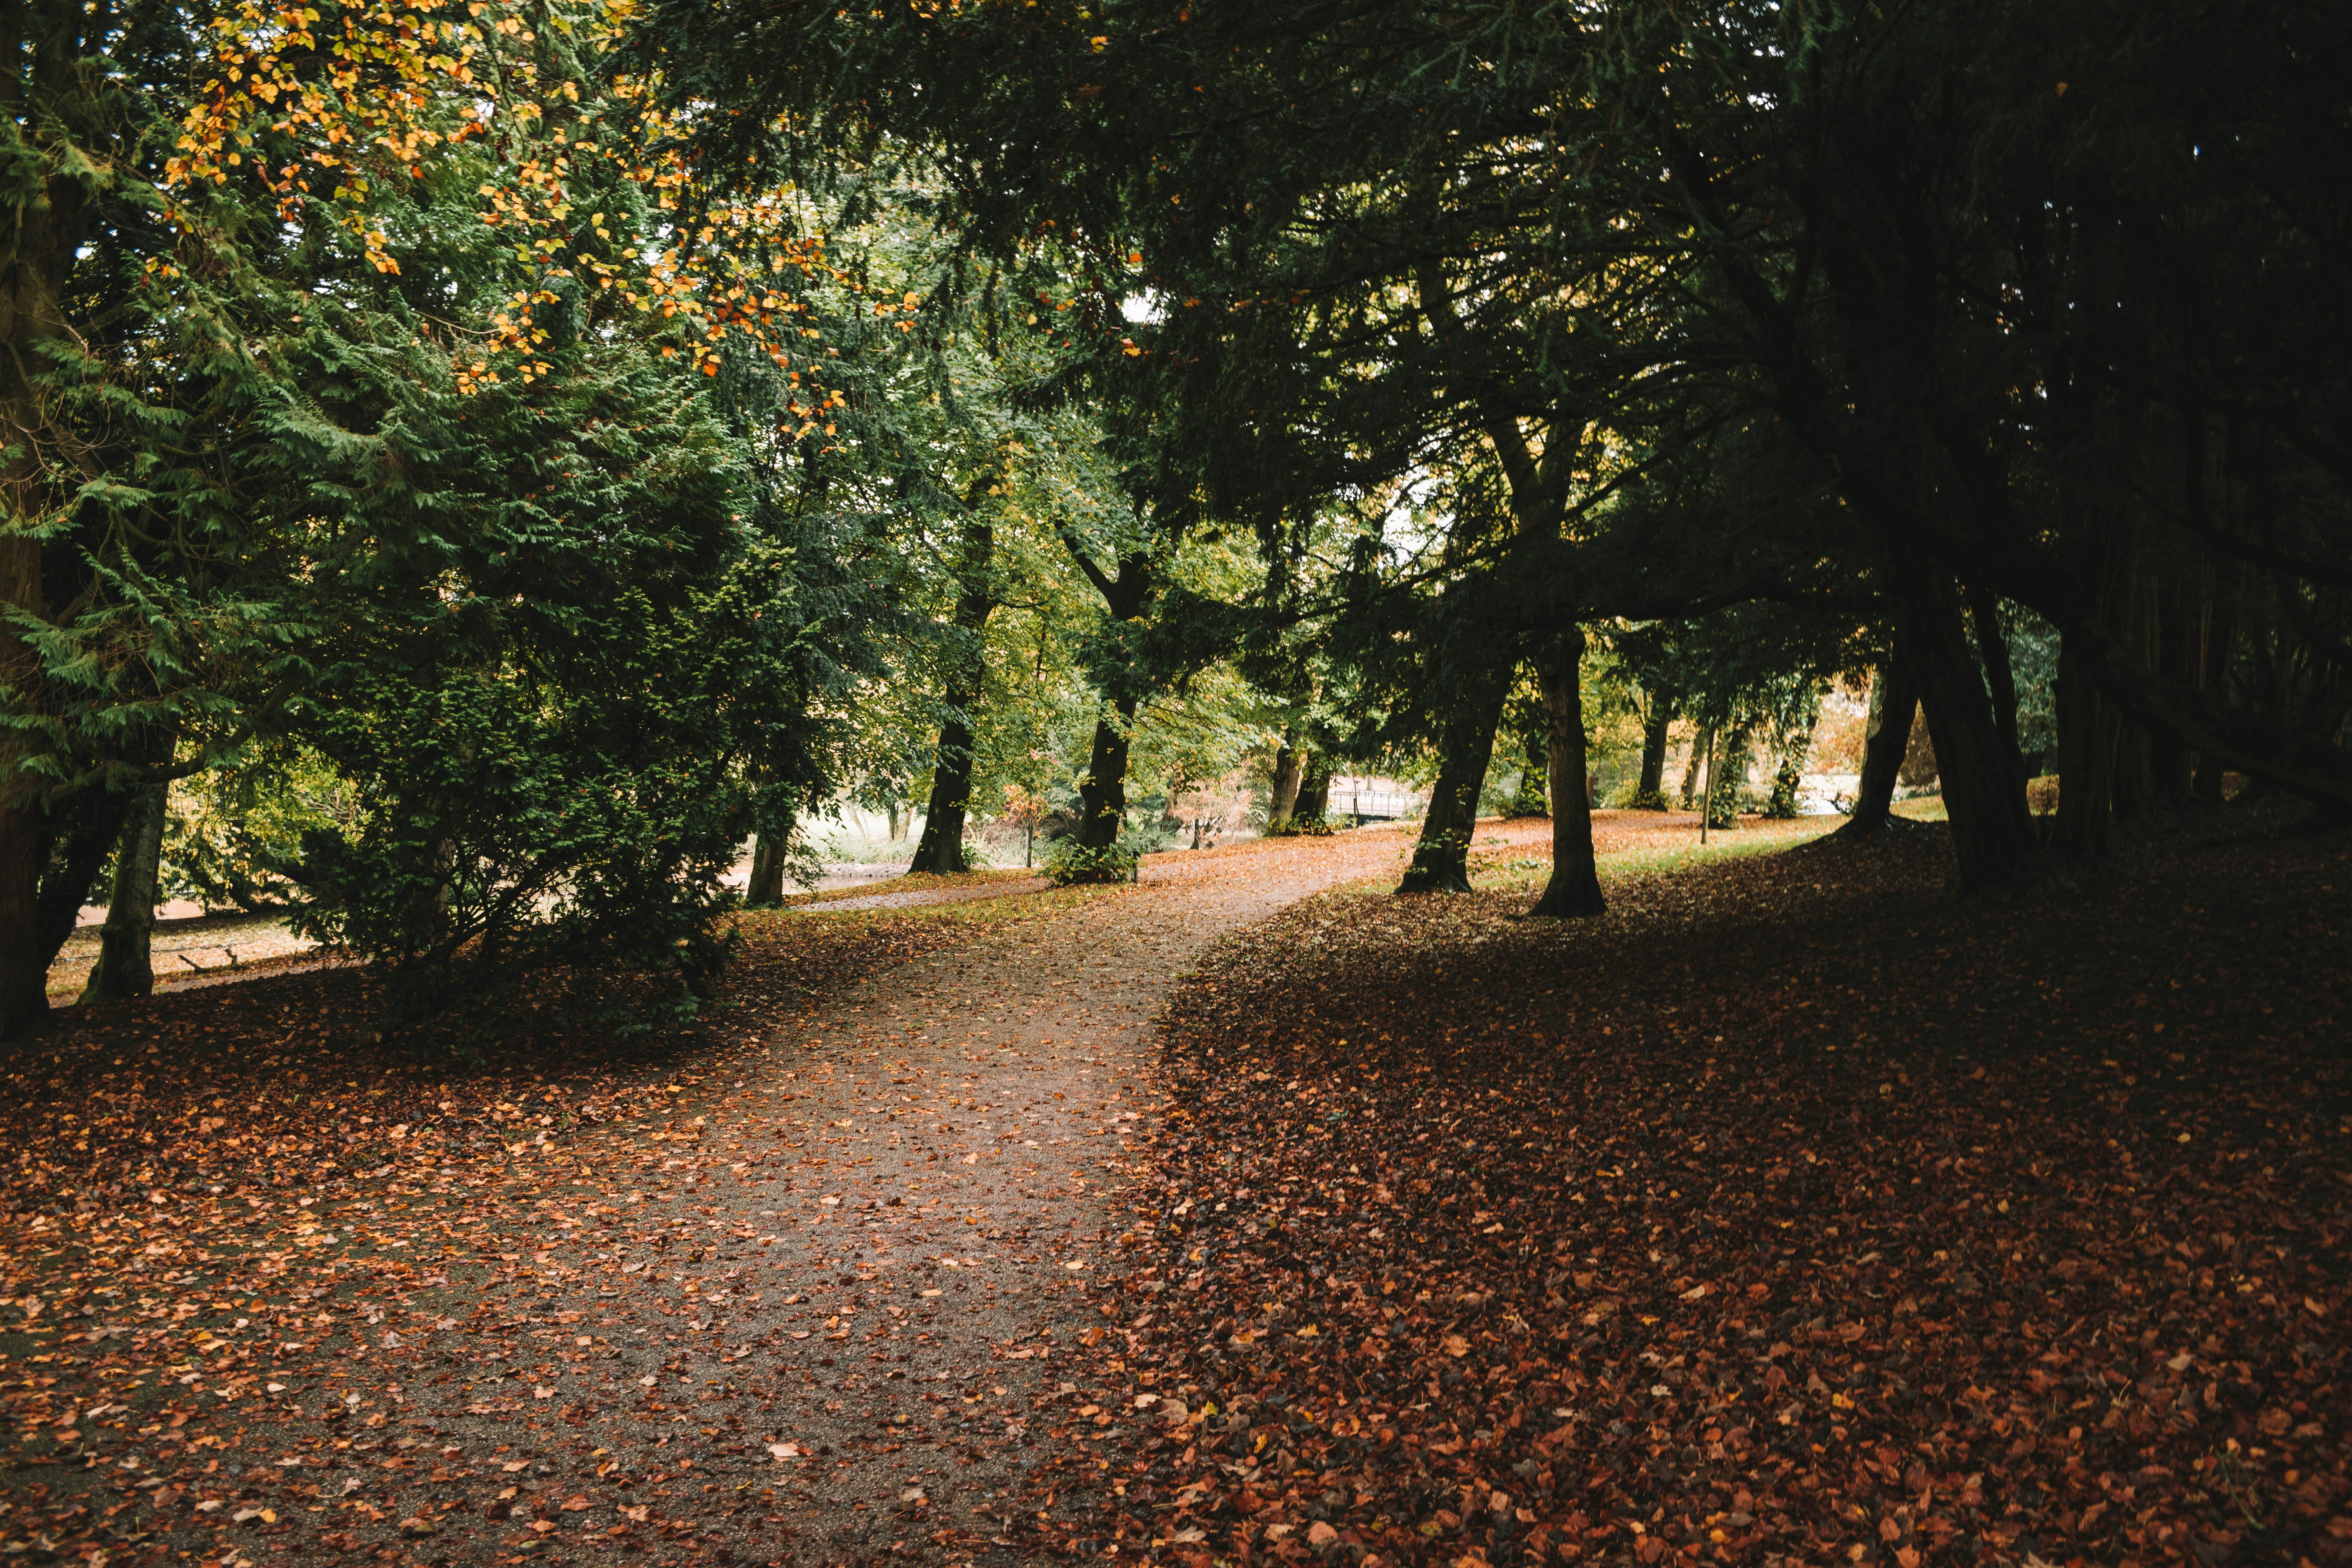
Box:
1064;807;2350;1568
3;808;2343;1568
0;815;1546;1567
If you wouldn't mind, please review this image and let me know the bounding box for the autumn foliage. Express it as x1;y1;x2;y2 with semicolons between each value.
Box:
1047;822;2352;1567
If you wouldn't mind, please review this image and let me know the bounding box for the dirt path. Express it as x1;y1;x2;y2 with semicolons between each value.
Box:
0;820;1568;1568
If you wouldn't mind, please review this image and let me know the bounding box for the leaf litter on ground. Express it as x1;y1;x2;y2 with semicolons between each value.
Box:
4;809;2344;1568
0;822;1483;1566
1043;810;2350;1568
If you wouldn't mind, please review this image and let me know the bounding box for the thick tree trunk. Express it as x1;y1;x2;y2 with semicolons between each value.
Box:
746;831;788;905
1294;763;1331;823
1894;561;2042;893
1636;706;1673;807
1397;662;1510;893
2052;633;2117;859
0;56;98;1040
1075;695;1139;851
1527;630;1604;918
80;781;168;1003
1267;739;1303;830
0;804;44;1038
1833;639;1921;840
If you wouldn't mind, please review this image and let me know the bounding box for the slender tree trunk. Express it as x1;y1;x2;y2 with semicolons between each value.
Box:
2192;595;2236;803
1893;560;2042;893
1267;739;1303;831
1833;639;1921;840
1528;629;1604;917
1075;695;1138;851
2147;567;2210;811
1705;721;1752;829
80;781;168;1003
32;789;140;974
910;525;997;875
1510;720;1550;818
1636;705;1673;807
1966;583;2028;789
1678;731;1707;811
5;772;159;1036
1397;662;1510;893
886;802;907;842
909;708;980;875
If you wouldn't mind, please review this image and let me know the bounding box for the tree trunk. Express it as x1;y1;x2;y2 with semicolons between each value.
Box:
0;42;100;1040
908;709;980;875
80;781;168;1004
746;831;788;905
1967;583;2027;789
1833;639;1921;840
1678;731;1707;811
2192;594;2236;803
1635;705;1673;807
5;771;157;1037
1895;561;2042;893
1527;629;1604;917
1267;738;1303;830
911;521;996;875
1397;662;1510;893
1510;719;1550;818
1075;695;1138;851
1294;762;1330;823
1705;721;1752;829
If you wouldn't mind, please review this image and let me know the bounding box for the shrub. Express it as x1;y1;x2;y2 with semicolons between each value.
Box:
1042;838;1140;885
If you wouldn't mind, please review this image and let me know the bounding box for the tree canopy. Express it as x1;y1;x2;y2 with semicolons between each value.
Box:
5;0;2348;1034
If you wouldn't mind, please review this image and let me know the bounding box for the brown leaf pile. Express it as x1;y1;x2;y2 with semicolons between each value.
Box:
1065;820;2350;1568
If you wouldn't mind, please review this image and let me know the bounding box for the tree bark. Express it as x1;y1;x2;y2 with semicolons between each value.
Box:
1527;629;1604;917
909;708;981;873
1397;661;1510;893
1705;721;1752;829
1832;639;1921;840
1967;583;2027;788
1293;762;1330;823
1075;695;1138;851
80;781;168;1003
2192;594;2236;803
0;4;103;1040
1509;716;1550;818
1267;738;1303;831
1894;561;2042;893
911;521;998;875
1636;705;1673;807
1678;731;1707;810
746;831;788;905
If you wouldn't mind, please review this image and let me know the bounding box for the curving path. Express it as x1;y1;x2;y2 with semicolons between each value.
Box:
15;821;1561;1568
